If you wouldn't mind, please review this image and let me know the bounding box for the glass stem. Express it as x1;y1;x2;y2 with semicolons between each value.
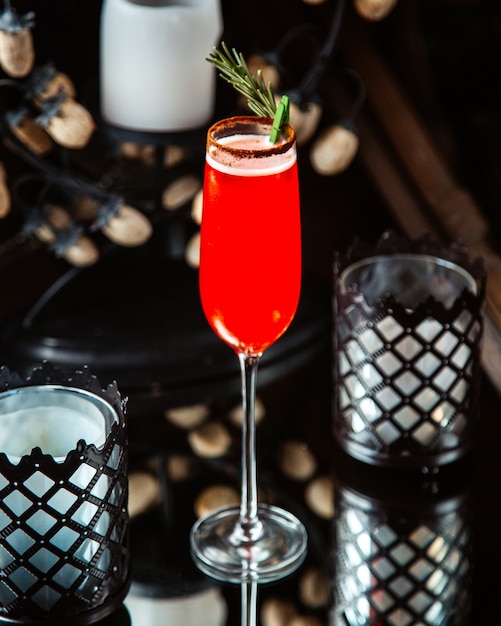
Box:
236;352;262;541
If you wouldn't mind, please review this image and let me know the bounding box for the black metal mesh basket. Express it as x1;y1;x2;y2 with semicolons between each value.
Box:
333;232;486;469
0;362;130;625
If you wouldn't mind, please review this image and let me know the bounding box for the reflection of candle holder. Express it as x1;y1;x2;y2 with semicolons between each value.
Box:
0;362;129;625
333;232;486;469
329;457;473;626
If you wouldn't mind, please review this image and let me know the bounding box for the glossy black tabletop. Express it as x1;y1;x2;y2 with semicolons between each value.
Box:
87;369;501;626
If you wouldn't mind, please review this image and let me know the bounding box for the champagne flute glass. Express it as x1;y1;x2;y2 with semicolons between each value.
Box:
190;115;308;583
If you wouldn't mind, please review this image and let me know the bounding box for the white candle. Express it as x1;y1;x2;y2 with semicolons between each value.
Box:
0;385;115;461
100;0;223;132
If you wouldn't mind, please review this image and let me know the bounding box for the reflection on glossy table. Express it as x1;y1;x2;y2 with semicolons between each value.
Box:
94;364;501;626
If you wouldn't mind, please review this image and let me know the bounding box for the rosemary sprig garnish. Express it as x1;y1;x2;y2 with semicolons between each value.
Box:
207;42;276;118
206;42;290;143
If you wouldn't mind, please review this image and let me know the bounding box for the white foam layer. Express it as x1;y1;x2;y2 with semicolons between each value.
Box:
207;134;296;176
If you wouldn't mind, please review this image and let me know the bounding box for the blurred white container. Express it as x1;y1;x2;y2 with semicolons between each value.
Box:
100;0;223;132
125;585;227;626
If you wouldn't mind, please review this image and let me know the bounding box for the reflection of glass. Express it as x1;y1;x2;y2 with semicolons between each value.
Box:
241;582;258;626
329;459;472;626
190;116;307;583
334;246;485;469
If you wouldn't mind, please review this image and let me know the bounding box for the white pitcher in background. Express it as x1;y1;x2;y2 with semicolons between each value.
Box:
100;0;223;133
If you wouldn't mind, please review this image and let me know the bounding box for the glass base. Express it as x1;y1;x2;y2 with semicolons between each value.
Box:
190;504;308;584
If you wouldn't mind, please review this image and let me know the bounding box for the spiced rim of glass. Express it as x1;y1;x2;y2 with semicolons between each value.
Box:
207;115;295;156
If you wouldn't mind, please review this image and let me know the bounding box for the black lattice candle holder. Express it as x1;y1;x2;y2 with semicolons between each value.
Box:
333;232;486;470
0;362;130;625
329;460;472;626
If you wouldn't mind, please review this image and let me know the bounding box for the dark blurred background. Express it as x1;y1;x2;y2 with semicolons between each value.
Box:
2;0;501;275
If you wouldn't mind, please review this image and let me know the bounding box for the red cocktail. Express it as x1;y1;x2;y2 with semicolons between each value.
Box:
200;117;301;355
191;116;307;583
